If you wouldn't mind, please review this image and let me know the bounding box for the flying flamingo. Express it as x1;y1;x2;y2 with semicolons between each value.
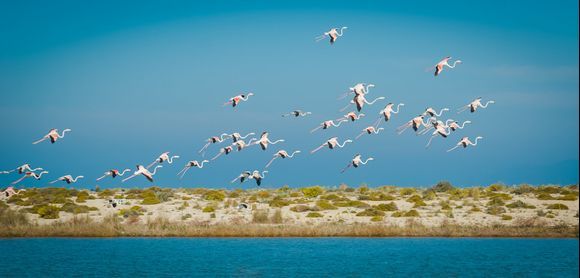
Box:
177;160;209;179
50;175;84;184
423;107;450;117
341;94;385;112
229;132;255;143
231;171;252;184
224;93;254;108
374;103;404;127
311;137;353;154
338;83;375;100
265;150;301;168
282;110;312;117
448;120;472;131
339;112;365;122
233;138;257;151
315;27;348;44
2;186;21;198
96;169;132;181
199;133;230;154
211;146;234;161
310;119;348;133
2;164;43;175
122;165;163;183
430;56;462;76
341;154;374;173
397;115;430;134
252;132;285;150
447;136;483;152
147;152;179;169
250;170;268;186
32;128;72;144
418;118;454;135
355;126;384;140
11;171;49;185
425;124;451;148
458;97;495;113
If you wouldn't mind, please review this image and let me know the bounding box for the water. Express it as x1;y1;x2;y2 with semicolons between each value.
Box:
0;238;577;277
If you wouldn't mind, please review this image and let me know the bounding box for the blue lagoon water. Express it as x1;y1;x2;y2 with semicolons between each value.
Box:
0;238;577;277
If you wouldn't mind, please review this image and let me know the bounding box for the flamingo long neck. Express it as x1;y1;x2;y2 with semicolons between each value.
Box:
364;97;383;105
472;137;482;146
364;84;373;94
331;120;343;127
167;156;179;164
481;101;494;108
433;109;445;117
268;139;284;145
59;129;71;138
448;60;460;68
361;158;373;165
150;166;162;175
198;161;207;168
459;121;470;129
392;104;403;114
241;94;252;101
72;176;83;182
288;151;299;158
37;171;48;178
120;169;131;176
337;140;350;148
336;27;346;36
241;133;253;139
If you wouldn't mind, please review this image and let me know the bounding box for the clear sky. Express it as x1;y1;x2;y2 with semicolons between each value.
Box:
0;1;578;188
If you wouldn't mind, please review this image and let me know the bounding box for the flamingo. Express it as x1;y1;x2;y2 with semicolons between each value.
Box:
1;186;22;198
250;170;268;186
96;169;132;181
265;150;301;168
229;132;255;143
418;118;454;135
147;152;179;169
11;171;49;185
425;124;451;148
233;138;257;151
32;128;72;144
211;146;234;161
2;164;43;175
430;56;462;76
50;175;84;184
458;97;495;113
341;94;385;112
315;27;348;44
310;119;348;133
397;115;430;134
122;165;163;183
311;137;353;154
231;171;252;184
338;83;375;100
338;112;365;122
341;154;374;173
282;110;312;117
355;126;384;140
374;103;404;127
224;93;254;108
448;120;472;131
177;160;209;179
252;132;285;150
423;107;450;117
199;133;230;154
447;136;483;152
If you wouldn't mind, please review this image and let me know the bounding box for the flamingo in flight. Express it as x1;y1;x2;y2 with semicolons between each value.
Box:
11;171;49;185
50;175;84;184
265;150;301;168
199;133;229;154
310;119;348;133
96;169;132;181
233;138;257;151
341;94;385;112
374;103;404;127
315;27;348;44
339;112;365;122
211;146;234;161
341;154;374;173
425;123;451;148
448;120;472;132
418;118;454;135
355;126;384;140
177;160;209;179
32;128;72;144
122;165;163;183
311;137;353;154
252;132;285;151
2;164;44;175
2;186;21;198
397;115;430;135
229;132;255;143
447;136;483;152
458;97;495;113
431;56;462;76
231;171;252;184
147;152;179;169
338;83;375;100
224;93;254;108
250;170;268;186
282;110;312;117
423;107;450;117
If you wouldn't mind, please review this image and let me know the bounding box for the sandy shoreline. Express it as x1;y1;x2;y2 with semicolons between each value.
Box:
1;184;578;237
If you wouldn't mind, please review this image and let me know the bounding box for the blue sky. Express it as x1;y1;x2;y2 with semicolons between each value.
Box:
0;1;578;188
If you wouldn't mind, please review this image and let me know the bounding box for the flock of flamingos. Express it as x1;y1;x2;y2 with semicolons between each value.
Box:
1;26;495;195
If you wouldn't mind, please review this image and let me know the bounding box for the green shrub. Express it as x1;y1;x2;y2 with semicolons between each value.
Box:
290;205;312;212
392;210;420;217
375;202;398;212
203;190;226;201
406;195;426;207
469;188;480;200
269;197;291;208
202;206;216;213
422;189;437;201
316;200;337;210
487;192;512;201
501;214;513;221
558;194;578;201
440;201;452;211
487;183;506;192
141;196;161;205
332;200;370;208
536;186;562;194
536;193;555;200
512;184;535;195
306;212;323;218
252;210;270;223
178;201;189;210
37;205;60;219
119;206;145;218
271;209;284;224
301;186;324;198
546;204;568;210
181;213;192;220
370;216;383;222
487;197;505;206
432;181;454;192
356;208;385;217
470;206;482;212
358;185;369;194
506;200;536;209
0;207;29;226
76;191;90;203
321;194;343;201
399;188;416;196
368;192;396;201
448;189;469;201
486;206;506;216
60;202;98;214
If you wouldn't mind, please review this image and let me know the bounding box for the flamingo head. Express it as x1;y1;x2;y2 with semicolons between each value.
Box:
247;92;254;96
476;136;483;140
202;160;209;163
